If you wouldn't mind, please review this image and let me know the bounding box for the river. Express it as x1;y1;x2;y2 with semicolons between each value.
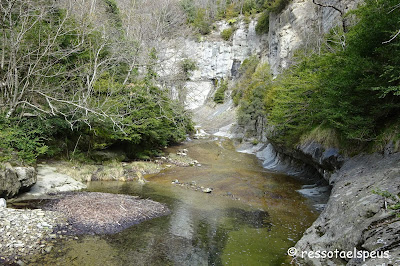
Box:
26;138;326;265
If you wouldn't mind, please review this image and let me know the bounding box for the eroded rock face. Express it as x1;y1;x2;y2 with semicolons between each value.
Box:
159;20;268;110
14;167;37;191
268;0;361;76
269;140;345;182
294;153;400;265
0;164;37;198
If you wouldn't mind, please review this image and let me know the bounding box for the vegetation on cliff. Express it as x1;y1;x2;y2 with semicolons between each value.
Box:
179;0;291;35
235;0;400;153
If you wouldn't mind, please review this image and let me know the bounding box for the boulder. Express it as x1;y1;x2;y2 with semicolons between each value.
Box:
25;165;86;196
0;163;37;198
0;198;6;208
14;167;37;191
202;188;213;193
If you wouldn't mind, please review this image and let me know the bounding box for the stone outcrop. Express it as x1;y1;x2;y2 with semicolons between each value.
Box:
22;165;86;198
294;153;400;266
159;19;268;110
0;163;37;198
270;140;345;182
268;0;361;76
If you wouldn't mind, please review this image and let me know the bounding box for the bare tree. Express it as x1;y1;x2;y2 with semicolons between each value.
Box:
0;0;124;130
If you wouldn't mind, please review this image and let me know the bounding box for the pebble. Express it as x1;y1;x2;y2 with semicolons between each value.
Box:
0;207;66;263
202;188;213;193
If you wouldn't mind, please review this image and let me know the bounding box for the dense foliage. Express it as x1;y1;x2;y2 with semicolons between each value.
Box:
0;0;193;165
214;79;229;104
179;0;269;35
234;58;270;136
236;0;400;151
221;27;236;41
178;0;291;36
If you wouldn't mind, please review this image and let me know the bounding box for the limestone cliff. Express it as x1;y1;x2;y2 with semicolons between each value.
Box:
159;20;267;111
268;0;360;75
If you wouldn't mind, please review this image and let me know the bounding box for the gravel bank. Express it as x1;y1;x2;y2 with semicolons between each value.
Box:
0;207;67;264
1;192;170;264
43;192;171;235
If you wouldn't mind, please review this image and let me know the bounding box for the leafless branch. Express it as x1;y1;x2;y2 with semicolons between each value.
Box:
382;29;400;44
312;0;346;32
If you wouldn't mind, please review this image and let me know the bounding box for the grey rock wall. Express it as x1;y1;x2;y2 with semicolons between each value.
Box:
268;0;361;76
294;153;400;265
159;19;268;110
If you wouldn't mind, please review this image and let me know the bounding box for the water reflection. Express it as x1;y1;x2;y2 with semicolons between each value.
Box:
25;139;325;265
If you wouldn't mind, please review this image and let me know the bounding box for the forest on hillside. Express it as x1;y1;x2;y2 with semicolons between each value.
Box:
0;0;288;165
234;0;400;154
2;0;399;165
0;0;195;164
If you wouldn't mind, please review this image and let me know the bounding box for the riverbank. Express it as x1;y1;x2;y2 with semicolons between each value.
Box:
0;207;67;264
0;149;198;264
294;152;400;265
1;192;170;264
2;138;319;265
209;120;400;265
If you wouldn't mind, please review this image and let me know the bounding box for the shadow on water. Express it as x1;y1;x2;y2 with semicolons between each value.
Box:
22;138;326;265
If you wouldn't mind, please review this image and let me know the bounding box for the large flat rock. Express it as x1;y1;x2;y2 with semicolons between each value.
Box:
25;165;86;196
294;153;400;265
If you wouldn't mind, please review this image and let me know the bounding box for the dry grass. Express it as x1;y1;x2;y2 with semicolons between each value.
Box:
300;125;340;149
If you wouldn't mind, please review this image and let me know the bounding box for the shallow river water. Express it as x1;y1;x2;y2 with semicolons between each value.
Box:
27;138;325;265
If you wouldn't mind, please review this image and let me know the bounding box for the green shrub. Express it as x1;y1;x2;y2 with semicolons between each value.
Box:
180;58;197;80
232;56;263;106
255;11;269;35
226;3;239;19
193;8;212;35
0;116;69;165
221;27;235;41
372;189;400;217
251;139;259;145
264;0;291;13
214;79;228;104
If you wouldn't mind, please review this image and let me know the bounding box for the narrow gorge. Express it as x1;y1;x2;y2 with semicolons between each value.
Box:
1;0;399;265
157;0;400;264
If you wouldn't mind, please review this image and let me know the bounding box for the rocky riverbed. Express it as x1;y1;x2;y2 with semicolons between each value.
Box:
0;206;67;264
1;192;170;264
